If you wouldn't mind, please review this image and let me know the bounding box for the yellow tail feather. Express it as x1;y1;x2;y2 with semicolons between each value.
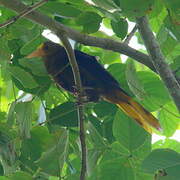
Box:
104;88;161;133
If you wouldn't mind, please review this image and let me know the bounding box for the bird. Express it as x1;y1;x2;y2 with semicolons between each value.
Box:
27;41;161;133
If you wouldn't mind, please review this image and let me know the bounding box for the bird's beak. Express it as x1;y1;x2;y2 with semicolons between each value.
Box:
26;44;45;58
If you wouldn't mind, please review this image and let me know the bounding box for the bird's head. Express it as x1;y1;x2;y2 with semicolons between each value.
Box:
27;41;62;58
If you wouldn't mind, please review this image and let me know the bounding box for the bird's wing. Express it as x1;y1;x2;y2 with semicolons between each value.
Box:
74;50;120;87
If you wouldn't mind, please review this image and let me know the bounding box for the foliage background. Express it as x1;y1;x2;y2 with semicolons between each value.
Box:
0;0;180;179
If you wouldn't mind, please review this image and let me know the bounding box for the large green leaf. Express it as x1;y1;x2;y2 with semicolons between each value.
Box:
19;58;48;77
158;102;179;137
92;0;119;10
99;156;135;180
14;102;32;139
20;126;54;169
0;38;11;61
142;149;180;173
87;122;107;148
20;35;46;55
8;66;38;89
153;139;180;153
113;109;148;151
115;0;155;18
76;11;102;33
40;2;81;17
107;63;132;95
36;129;69;176
94;100;117;118
126;61;146;100
49;102;78;127
8;171;33;180
111;18;128;39
136;71;171;111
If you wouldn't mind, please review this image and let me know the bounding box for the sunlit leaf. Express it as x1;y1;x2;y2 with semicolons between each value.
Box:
113;109;148;151
76;12;102;33
158;102;179;137
111;18;128;39
36;129;69;176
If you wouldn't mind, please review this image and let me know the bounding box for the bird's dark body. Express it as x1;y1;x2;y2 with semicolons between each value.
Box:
27;41;161;132
44;45;127;102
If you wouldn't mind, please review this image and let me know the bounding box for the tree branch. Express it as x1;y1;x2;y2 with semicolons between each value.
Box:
0;0;156;72
124;24;138;44
0;0;48;28
136;16;180;111
58;34;87;179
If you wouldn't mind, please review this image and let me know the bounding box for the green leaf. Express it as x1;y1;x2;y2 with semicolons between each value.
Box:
170;56;180;79
94;101;117;118
40;2;81;17
101;50;121;64
36;129;69;176
153;139;180;153
0;37;11;61
142;149;180;173
132;135;151;160
76;11;102;33
111;141;130;156
7;102;16;127
117;0;155;18
20;35;46;55
158;102;179;137
19;58;48;77
8;171;33;180
0;127;17;174
87;149;103;176
157;25;178;62
43;85;68;109
165;164;180;180
136;71;171;111
20;126;53;163
99;157;135;180
8;66;38;89
126;61;145;100
92;0;119;10
113;109;148;151
164;16;180;41
87;122;106;148
0;176;9;180
107;63;132;95
49;102;78;127
163;0;180;23
111;18;128;39
9;23;40;41
15;102;32;138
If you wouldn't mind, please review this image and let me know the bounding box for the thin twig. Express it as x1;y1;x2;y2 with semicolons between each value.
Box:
0;0;48;28
58;34;87;180
124;24;138;44
0;0;156;72
136;16;180;112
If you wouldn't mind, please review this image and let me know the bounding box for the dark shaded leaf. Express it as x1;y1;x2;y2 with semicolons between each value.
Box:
49;102;78;127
